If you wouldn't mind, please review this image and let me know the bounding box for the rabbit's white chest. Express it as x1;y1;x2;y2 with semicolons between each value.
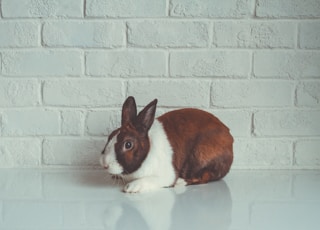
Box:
129;120;176;187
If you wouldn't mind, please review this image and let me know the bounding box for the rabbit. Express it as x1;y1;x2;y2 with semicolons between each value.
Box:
100;96;233;193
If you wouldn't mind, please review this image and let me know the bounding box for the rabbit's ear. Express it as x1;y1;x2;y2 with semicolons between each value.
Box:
136;99;158;133
122;96;137;125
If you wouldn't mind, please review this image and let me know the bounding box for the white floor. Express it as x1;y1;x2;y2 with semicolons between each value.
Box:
0;169;319;230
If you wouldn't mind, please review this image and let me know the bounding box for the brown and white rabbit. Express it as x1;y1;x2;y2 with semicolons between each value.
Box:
100;96;233;193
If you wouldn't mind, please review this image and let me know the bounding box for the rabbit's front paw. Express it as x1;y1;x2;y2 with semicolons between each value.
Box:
123;178;158;193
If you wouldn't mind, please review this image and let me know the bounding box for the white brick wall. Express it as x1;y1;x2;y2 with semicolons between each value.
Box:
2;50;83;76
0;0;319;169
43;21;125;48
128;21;210;48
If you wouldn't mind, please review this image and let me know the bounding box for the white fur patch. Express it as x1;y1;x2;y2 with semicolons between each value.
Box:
126;120;176;193
100;132;124;175
175;178;187;186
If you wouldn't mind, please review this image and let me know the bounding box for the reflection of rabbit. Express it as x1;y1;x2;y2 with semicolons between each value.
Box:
103;189;176;230
171;180;232;230
103;205;123;230
101;97;233;193
102;181;232;230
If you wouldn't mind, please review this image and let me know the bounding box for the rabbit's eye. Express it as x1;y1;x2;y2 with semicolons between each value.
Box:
124;141;133;150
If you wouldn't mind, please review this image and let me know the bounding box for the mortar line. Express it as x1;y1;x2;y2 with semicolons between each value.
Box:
166;0;171;17
41;138;45;167
252;0;257;18
0;0;3;18
296;21;300;49
292;140;297;167
166;50;170;77
83;0;87;18
40;21;46;47
250;111;256;137
125;21;129;48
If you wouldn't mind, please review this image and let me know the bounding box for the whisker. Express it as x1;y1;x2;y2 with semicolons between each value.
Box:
105;174;112;185
120;176;126;186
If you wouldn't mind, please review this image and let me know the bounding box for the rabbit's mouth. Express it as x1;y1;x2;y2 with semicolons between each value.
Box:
104;161;124;175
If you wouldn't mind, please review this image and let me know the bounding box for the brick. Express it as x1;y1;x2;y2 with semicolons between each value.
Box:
0;79;40;107
2;50;83;76
43;21;125;48
2;0;83;18
170;0;253;18
2;109;60;136
211;80;294;108
296;81;320;107
86;0;166;17
253;51;320;78
43;79;124;107
128;21;209;48
170;51;250;77
86;110;121;136
86;51;166;77
0;21;40;48
0;139;41;167
127;79;210;107
254;110;320;136
295;140;320;167
299;22;320;49
210;110;252;137
61;110;85;135
233;138;292;168
213;21;295;48
43;138;105;165
256;0;320;18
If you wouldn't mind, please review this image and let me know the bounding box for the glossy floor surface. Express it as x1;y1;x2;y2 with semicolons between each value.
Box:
0;169;319;230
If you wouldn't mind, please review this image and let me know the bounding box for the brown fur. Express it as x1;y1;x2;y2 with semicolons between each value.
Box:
158;108;233;185
102;97;233;185
115;123;150;174
103;97;156;174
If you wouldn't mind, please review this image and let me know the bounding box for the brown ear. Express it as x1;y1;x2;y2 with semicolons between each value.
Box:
122;96;137;125
136;99;158;133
